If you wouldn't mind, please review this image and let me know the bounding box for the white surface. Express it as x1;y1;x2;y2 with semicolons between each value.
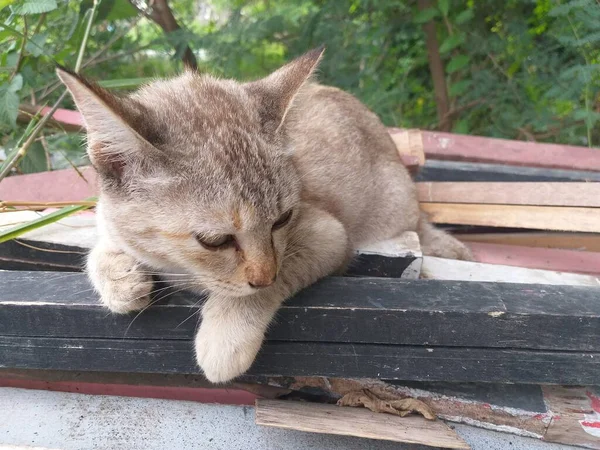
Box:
0;388;578;450
422;255;600;286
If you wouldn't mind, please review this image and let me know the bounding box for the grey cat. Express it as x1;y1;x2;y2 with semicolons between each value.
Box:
57;47;471;383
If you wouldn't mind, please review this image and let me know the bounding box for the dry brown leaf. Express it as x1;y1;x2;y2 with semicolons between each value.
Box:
337;389;437;421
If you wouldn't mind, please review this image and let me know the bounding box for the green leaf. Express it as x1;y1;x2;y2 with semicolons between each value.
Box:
438;0;450;17
455;9;474;24
439;34;465;53
446;54;470;73
0;198;96;244
0;75;23;127
452;119;470;134
449;79;471;96
19;141;48;173
8;73;22;91
106;0;138;21
414;8;439;24
11;0;57;15
25;32;47;57
98;77;155;89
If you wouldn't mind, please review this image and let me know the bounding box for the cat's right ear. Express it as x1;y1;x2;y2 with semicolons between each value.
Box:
56;67;150;178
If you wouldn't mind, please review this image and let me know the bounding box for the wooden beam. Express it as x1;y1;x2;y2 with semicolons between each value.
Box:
255;399;470;448
2;271;600;351
2;336;600;385
456;232;600;252
469;242;600;276
2;271;600;384
417;160;600;182
419;129;600;172
421;256;600;286
421;203;600;232
417;182;600;207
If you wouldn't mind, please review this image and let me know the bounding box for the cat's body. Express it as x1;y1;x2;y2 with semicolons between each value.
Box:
58;48;471;383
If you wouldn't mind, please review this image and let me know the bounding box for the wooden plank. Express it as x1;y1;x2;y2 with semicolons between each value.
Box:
470;242;600;276
0;167;97;203
421;256;600;286
2;336;600;384
420;129;600;172
2;271;600;352
417;182;600;207
389;128;426;166
421;203;600;232
417;160;600;182
255;399;470;448
542;386;600;449
456;232;600;252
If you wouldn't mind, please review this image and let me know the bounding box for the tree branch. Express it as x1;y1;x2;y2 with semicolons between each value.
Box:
417;0;451;131
129;0;197;69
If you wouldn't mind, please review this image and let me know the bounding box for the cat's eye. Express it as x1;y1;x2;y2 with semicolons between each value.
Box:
196;233;235;250
273;209;293;230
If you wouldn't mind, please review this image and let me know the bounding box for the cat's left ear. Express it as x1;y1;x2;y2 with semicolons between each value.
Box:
245;46;325;133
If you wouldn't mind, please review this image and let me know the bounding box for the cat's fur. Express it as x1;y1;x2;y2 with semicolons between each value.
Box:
57;47;472;383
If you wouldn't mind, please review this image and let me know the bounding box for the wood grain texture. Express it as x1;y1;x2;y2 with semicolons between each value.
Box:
542;386;600;449
417;182;600;207
456;232;600;252
3;271;600;352
417;160;600;182
421;130;600;172
421;203;600;232
255;399;470;448
469;242;600;276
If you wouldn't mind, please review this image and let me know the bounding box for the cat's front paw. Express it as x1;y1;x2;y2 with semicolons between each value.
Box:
194;320;263;383
88;249;154;314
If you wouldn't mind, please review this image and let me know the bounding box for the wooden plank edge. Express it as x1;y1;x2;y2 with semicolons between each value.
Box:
255;399;471;449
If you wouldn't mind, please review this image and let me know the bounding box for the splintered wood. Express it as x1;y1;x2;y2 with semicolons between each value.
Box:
255;399;470;449
337;389;436;420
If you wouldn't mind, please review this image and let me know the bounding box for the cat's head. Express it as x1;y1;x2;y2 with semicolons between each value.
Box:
57;47;324;297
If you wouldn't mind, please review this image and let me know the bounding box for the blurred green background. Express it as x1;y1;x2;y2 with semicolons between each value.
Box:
1;0;599;175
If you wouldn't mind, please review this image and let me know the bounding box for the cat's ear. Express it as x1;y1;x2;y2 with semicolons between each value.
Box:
245;46;325;133
56;67;152;178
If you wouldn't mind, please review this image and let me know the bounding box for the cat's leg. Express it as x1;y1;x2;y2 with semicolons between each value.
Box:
195;204;351;383
87;238;154;314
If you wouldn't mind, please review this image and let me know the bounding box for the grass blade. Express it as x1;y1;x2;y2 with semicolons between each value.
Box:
0;197;96;243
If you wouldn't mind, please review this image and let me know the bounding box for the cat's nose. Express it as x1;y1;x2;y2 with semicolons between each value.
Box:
248;275;276;289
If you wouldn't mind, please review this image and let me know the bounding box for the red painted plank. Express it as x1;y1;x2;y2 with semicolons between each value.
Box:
469;242;600;276
421;130;600;172
40;106;85;128
0;377;257;405
0;167;98;202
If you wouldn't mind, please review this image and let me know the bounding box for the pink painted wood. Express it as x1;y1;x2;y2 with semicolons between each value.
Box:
0;167;98;202
468;242;600;276
421;130;600;172
0;377;257;405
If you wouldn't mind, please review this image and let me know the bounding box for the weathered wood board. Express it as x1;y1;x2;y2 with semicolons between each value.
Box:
421;203;600;232
417;182;600;207
1;271;600;384
255;399;470;448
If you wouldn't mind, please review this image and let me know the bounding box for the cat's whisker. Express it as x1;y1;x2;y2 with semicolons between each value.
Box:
121;282;197;335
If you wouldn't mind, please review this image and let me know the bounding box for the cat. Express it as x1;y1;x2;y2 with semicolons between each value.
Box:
57;47;472;383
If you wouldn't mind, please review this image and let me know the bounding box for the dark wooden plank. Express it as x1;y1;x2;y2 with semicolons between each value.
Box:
417;160;600;182
0;239;86;272
1;336;598;385
1;271;600;351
